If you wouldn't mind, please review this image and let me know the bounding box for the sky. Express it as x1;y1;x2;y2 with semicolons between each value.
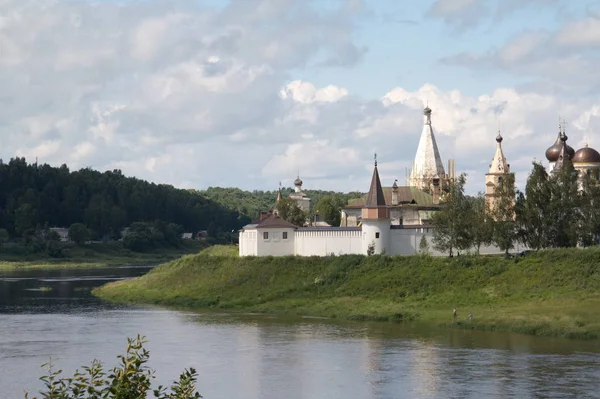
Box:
1;0;600;195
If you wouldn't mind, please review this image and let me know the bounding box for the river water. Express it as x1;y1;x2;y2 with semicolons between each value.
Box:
1;266;600;399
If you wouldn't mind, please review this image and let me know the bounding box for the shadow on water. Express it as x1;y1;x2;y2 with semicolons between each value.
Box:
0;265;153;314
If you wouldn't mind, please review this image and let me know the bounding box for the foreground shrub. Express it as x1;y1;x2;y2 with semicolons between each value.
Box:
25;335;202;399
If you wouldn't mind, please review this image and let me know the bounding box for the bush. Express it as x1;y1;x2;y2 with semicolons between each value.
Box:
25;335;202;399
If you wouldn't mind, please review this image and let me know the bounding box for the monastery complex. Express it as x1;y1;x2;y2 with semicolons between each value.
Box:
239;106;600;257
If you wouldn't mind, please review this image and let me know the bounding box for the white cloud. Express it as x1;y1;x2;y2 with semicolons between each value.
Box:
0;0;599;198
556;17;600;47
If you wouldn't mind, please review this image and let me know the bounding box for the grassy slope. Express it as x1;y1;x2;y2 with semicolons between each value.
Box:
0;241;209;271
94;245;600;339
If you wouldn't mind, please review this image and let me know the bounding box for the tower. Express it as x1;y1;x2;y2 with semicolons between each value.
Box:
545;119;574;171
552;133;573;173
288;174;310;212
409;106;451;191
361;155;390;255
485;130;512;214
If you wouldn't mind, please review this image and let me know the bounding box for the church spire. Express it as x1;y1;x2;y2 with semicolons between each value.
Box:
489;128;510;174
366;153;386;207
409;105;446;190
554;132;573;172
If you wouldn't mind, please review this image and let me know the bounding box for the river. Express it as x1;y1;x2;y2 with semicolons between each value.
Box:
1;266;600;399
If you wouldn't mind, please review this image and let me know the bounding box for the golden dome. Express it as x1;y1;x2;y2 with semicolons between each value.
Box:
572;144;600;164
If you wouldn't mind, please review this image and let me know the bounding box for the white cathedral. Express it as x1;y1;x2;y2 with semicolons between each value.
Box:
239;106;526;257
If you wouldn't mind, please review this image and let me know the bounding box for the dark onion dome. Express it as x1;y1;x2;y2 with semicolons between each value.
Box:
496;132;503;143
572;144;600;164
294;176;303;186
546;133;575;162
423;106;432;114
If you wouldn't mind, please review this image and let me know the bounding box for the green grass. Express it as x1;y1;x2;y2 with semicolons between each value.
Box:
0;241;209;271
94;245;600;339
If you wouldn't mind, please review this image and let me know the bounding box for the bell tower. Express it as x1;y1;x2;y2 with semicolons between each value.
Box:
485;130;511;214
361;154;391;255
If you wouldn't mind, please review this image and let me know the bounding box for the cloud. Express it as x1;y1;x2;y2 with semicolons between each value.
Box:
0;0;599;199
440;10;600;95
427;0;569;32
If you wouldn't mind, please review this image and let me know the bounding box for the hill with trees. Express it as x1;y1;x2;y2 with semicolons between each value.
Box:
199;186;363;226
0;158;248;244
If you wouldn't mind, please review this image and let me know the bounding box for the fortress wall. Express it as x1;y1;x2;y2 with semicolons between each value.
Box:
294;230;362;256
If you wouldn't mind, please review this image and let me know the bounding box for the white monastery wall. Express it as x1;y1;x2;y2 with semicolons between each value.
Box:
256;227;296;256
239;230;258;256
239;226;526;257
294;229;361;256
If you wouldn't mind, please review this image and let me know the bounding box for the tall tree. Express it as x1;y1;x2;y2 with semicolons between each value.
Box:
314;195;346;226
432;174;472;256
275;198;307;226
469;194;493;255
515;162;552;250
490;173;517;255
548;161;580;247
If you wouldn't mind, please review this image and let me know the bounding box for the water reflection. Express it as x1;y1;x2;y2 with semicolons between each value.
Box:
1;267;600;399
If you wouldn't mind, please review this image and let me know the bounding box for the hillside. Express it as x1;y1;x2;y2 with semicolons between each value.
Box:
198;186;364;220
95;246;600;340
0;158;247;239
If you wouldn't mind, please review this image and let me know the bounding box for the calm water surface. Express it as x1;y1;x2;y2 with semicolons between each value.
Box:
1;266;600;399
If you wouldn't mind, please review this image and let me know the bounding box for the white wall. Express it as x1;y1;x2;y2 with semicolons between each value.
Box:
361;219;391;255
256;227;296;256
295;229;361;256
239;229;258;256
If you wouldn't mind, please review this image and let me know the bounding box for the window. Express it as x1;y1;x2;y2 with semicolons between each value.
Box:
263;232;269;240
375;232;380;239
283;232;288;240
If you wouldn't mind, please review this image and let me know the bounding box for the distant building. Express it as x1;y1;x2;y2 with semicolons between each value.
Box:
289;175;310;212
49;227;69;242
485;130;513;214
182;232;193;240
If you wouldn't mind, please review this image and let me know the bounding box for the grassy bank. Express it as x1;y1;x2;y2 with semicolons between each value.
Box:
0;241;209;271
94;245;600;339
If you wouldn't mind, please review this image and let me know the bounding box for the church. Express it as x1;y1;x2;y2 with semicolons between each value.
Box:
239;105;521;257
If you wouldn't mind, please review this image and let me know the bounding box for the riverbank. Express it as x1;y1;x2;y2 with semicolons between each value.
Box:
0;241;209;271
94;245;600;339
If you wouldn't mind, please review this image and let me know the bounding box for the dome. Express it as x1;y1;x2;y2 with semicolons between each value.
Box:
423;106;432;115
294;176;303;186
572;145;600;164
545;134;575;162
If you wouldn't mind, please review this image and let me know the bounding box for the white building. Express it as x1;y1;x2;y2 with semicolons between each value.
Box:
289;175;310;212
238;107;528;257
408;106;456;191
239;148;515;257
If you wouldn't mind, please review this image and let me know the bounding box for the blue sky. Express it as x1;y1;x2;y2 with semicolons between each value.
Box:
0;0;600;195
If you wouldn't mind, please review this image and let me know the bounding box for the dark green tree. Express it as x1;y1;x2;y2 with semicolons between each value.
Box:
68;223;91;245
418;235;430;255
490;173;517;255
0;228;8;249
515;162;552;250
314;194;345;226
432;174;472;256
275;198;307;226
469;194;493;255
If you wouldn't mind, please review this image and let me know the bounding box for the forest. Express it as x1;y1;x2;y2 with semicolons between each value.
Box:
0;158;360;245
0;157;247;241
431;161;600;255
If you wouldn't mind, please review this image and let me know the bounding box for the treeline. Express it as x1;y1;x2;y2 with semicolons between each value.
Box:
0;158;248;240
199;186;363;223
432;161;600;255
